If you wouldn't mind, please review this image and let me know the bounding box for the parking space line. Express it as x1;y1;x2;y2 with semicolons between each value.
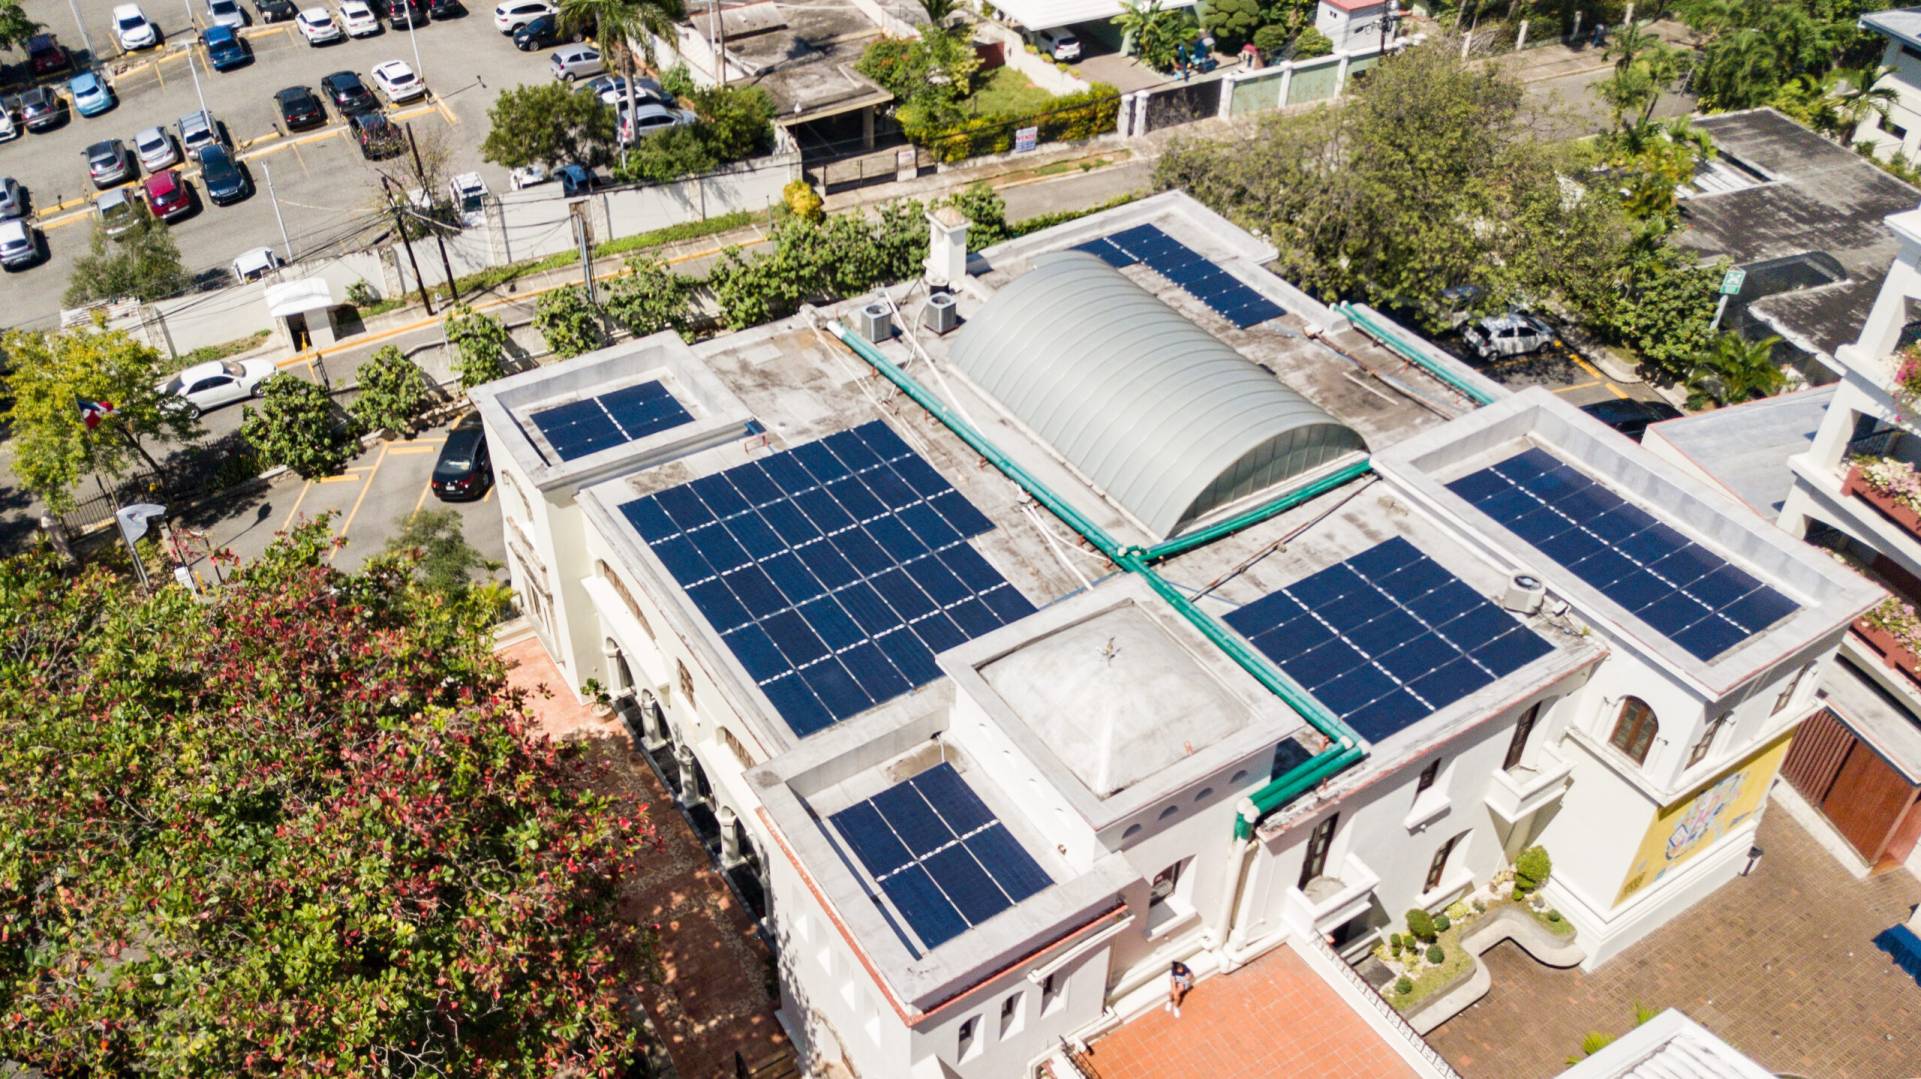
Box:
330;444;390;561
278;478;314;530
407;479;433;521
385;444;445;454
1569;356;1630;399
433;96;459;126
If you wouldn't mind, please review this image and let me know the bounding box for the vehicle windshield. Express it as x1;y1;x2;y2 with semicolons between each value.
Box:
436;456;473;472
117;15;143;29
459;192;482;213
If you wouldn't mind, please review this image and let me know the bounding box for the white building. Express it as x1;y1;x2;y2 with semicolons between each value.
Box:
469;192;1873;1077
1855;7;1921;162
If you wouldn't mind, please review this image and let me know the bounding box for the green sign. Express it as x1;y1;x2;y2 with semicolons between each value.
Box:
1719;269;1746;296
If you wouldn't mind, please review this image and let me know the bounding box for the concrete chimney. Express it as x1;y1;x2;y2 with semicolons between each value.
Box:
924;205;970;289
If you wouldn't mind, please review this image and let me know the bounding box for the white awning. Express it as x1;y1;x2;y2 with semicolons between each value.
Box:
990;0;1195;30
265;277;337;318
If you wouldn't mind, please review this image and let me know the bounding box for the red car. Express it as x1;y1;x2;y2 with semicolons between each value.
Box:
28;35;72;76
143;170;193;222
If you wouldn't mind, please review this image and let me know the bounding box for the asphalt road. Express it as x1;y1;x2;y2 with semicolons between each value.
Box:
2;0;570;326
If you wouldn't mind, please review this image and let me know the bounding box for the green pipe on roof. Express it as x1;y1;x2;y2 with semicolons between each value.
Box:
1142;457;1375;564
1335;301;1497;407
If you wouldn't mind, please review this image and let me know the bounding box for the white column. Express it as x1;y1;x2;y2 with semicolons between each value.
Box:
638;691;667;748
719;804;743;866
676;743;704;807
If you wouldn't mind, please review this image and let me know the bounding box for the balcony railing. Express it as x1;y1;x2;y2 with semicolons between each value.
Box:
1843;463;1921;544
1853;613;1921;692
1484;748;1574;822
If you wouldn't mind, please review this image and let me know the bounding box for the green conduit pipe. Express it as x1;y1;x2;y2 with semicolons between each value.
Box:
827;320;1367;835
1335;302;1497;407
1141;458;1374;564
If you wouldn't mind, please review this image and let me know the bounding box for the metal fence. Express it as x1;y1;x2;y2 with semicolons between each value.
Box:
1298;933;1464;1078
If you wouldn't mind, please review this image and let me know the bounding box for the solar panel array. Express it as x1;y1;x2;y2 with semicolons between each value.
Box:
1224;537;1553;744
528;380;693;462
830;762;1052;954
620;420;1036;737
1071;223;1286;329
1447;448;1798;662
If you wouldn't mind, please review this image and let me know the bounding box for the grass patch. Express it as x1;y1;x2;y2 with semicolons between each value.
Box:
171;330;272;372
963;67;1059;117
421;210;765;304
1513;898;1576;938
1030;155;1112;177
1387;922;1477;1015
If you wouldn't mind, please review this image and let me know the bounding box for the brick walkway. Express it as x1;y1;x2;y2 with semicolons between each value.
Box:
500;634;789;1079
1427;808;1921;1078
1081;944;1418;1079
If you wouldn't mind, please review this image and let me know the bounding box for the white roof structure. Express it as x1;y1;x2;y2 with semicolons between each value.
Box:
264;277;336;318
949;251;1368;539
1558;1010;1773;1079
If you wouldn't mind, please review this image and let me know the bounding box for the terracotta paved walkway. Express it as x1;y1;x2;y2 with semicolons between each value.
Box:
1081;944;1419;1079
1427;808;1921;1078
500;634;789;1078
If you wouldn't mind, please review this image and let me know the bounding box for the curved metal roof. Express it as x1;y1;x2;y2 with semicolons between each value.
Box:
950;251;1366;538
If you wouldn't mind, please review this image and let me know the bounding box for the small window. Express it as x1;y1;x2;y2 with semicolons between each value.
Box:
1424;831;1464;892
956;1016;978;1060
1414;757;1443;797
1773;663;1812;715
677;659;696;708
1149;861;1183;908
1298;812;1338;889
1504;701;1541;771
1608;697;1658;766
1688;713;1729;768
1040;972;1062;1014
999;990;1023;1037
1892;120;1912;141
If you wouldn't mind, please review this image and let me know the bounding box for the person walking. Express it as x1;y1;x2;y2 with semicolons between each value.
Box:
1166;960;1195;1017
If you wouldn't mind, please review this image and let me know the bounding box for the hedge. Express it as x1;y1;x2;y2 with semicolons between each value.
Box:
902;83;1122;164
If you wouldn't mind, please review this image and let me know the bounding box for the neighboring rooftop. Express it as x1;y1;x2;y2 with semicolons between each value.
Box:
1863;5;1921;51
1679;109;1921;370
1640;388;1832;519
1823;654;1921;782
689;0;892;125
1558;1008;1773;1079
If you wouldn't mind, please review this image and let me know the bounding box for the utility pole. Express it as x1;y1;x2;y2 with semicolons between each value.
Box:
381;174;435;314
405;123;460;303
262;161;294;262
179;0;208;115
64;0;97;66
570;201;596;305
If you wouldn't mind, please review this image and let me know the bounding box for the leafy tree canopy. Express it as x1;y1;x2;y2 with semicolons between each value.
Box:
1676;0;1882;111
349;344;434;435
1199;0;1261;47
534;285;607;358
0;522;651;1075
0;0;41;51
603;257;694;337
610;84;774;185
63;218;191;307
481;82;617;170
240;374;359;478
445;303;513;390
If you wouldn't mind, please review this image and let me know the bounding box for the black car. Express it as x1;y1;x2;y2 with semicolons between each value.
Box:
431;414;492;501
256;0;296;19
513;14;563;49
274;86;327;130
352;112;404;159
320;70;379;116
18;88;67;133
1579;398;1683;442
385;0;425;29
426;0;462;16
197;144;250;204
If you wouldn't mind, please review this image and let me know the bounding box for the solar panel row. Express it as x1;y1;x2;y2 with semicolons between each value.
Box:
528;379;694;462
1447;448;1798;662
1224;537;1553;744
1070;224;1286;330
621;420;1036;737
830;762;1052;953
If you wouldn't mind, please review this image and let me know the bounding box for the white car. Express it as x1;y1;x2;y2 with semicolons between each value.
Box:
113;4;160;50
231;245;282;281
206;0;247;29
1463;311;1558;361
132;126;179;172
509;164;549;191
371;59;424;102
337;0;380;35
161;358;275;416
0;108;17;143
448;171;487;225
492;0;553;32
295;7;342;43
0;219;38;271
1035;26;1080;62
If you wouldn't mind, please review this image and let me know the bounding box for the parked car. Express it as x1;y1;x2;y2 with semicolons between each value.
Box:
18;87;68;133
351;111;403;158
1579;398;1683;442
320;70;379;115
27;34;72;76
509;163;548;190
385;0;425;29
1462;311;1557;361
113;4;160;50
86;139;134;188
511;13;563;49
554;162;591;196
0;105;16;143
618;101;694;143
133;125;178;171
339;0;381;35
493;0;553;32
160;359;275;417
177;109;222;155
448;171;487;224
69;71;116;117
296;6;343;42
143;169;193;221
582;74;669;108
0;219;40;271
197;144;250;203
94;188;145;236
275;85;328;129
1035;26;1080;61
231;245;282;281
549;44;604;80
0;178;26;220
426;0;463;16
203;26;251;69
431;413;493;500
256;0;297;21
207;0;248;29
371;59;425;102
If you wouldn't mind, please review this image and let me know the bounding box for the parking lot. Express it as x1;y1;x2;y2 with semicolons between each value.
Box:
2;0;572;325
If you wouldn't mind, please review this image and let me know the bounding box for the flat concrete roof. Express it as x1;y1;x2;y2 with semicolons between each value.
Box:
1641;388;1833;519
1863;6;1921;51
694;2;893;123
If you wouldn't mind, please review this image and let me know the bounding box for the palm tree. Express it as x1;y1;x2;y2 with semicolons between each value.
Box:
919;0;956;32
1604;21;1657;73
1112;0;1180;72
559;0;685;158
1825;64;1897;143
1687;331;1785;409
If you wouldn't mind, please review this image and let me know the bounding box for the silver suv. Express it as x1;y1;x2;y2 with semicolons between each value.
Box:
1463;311;1557;361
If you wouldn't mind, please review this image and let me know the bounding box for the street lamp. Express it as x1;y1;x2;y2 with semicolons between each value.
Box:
403;1;425;86
64;0;98;65
180;0;209;115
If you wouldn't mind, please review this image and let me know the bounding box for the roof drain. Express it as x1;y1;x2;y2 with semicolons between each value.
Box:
827;319;1368;838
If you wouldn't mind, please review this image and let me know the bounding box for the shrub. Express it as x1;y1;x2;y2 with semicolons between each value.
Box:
660;64;697;101
241;374;358;478
533;285;605;358
602;257;693;338
1512;886;1526;902
1251;23;1289;55
1200;0;1261;47
1425;944;1444;964
349;345;433;436
1433;913;1451;933
905;82;1121;164
1547;910;1564;923
941;181;1011;248
346;279;381;307
1515;846;1552;896
1395;976;1413;995
1389;935;1403;956
1292;26;1333;58
1405;908;1436;943
783;178;824;222
1472;898;1487;913
1445;900;1470;921
444;303;511;390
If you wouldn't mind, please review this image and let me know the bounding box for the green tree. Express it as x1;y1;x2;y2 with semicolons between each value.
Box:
1291;25;1332;58
1113;0;1187;71
942;182;1011;248
534;284;607;357
704;200;929;329
609;84;775;184
240;374;359;477
603;257;693;337
1200;0;1261;47
1688;331;1786;408
382;508;505;608
1598;116;1715;222
63;218;191;306
1678;0;1873;111
558;0;686;164
444;302;512;389
0;523;650;1074
1597;34;1687;124
1589;238;1725;383
0;324;197;511
0;0;41;51
481;82;617;170
349;344;434;435
1823;63;1897;139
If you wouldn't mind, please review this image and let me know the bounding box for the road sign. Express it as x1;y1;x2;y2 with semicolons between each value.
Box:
1719;269;1746;296
1015;126;1038;153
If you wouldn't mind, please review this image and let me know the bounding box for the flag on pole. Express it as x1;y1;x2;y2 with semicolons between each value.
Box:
78;398;115;430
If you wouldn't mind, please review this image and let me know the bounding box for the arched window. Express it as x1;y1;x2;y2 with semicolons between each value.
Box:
1609;697;1659;765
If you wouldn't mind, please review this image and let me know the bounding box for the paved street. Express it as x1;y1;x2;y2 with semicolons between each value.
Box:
3;0;563;325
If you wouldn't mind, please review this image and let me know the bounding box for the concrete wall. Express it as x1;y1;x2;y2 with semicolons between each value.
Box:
1856;38;1921;161
1220;41;1387;120
130;249;387;355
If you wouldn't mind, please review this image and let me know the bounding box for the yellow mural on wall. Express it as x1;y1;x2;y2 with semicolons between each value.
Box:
1614;730;1794;905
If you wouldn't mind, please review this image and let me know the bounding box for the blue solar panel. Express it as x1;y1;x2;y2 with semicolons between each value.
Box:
1087;224;1289;330
528;379;694;462
621;420;1037;736
829;763;1053;954
1446;448;1799;662
1224;537;1554;744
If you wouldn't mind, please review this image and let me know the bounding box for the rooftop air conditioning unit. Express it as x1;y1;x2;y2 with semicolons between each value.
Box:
1501;572;1546;615
855;300;894;341
923;291;959;335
